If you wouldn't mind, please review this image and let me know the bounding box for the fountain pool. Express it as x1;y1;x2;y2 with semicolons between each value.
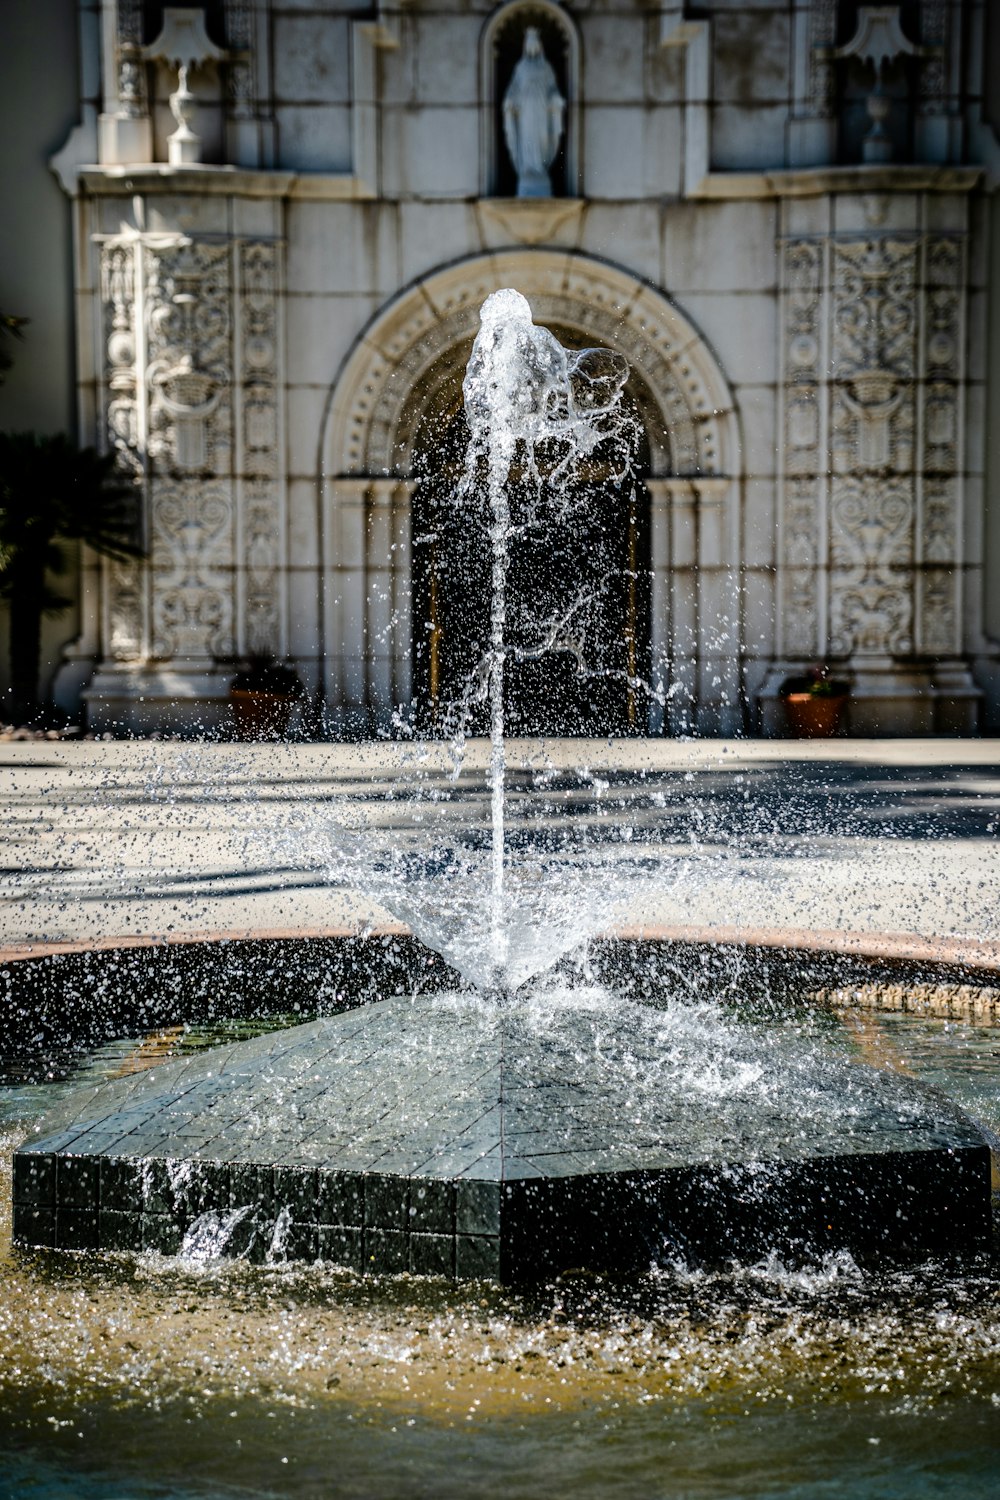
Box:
2;291;998;1493
1;941;999;1499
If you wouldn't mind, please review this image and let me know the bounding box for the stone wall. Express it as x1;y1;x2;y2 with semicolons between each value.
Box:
24;0;1000;734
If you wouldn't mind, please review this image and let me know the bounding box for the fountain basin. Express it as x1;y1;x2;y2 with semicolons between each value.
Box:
13;987;992;1279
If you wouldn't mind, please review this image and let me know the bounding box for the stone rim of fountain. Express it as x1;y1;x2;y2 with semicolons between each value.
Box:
8;926;997;1280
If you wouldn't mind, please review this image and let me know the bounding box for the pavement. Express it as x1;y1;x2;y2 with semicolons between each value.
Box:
1;737;998;970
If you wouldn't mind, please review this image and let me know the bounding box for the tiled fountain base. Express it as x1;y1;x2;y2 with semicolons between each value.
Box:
13;996;992;1279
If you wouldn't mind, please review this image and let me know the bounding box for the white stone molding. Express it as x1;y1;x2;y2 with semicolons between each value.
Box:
100;238;147;662
480;0;580;198
321;479;413;731
323;250;742;735
476;198;584;246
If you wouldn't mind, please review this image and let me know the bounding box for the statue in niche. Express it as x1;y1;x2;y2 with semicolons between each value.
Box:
502;27;565;197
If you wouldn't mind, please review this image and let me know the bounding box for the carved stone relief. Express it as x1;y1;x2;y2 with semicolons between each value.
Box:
831;238;917;480
96;232;284;676
150;480;235;659
145;241;232;477
780;229;966;667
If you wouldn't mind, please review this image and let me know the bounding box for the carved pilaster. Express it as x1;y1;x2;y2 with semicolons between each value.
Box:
807;0;838;117
917;233;964;654
116;0;148;117
779;238;824;657
225;0;255;119
919;0;948;114
100;240;144;660
239;241;283;657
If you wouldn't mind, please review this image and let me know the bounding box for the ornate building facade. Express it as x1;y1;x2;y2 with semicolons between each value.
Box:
8;0;1000;734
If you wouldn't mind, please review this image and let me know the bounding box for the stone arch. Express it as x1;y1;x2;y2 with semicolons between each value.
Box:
479;0;581;197
328;249;739;480
320;250;744;736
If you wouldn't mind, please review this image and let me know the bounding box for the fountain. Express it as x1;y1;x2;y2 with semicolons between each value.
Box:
9;292;993;1282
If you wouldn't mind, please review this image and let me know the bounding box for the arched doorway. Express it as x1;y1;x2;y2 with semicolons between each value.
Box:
322;250;742;736
406;335;651;736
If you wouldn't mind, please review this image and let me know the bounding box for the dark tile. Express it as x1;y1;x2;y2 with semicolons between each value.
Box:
13;1205;55;1248
56;1209;99;1251
409;1178;454;1234
99;1209;143;1252
136;1159;171;1215
455;1235;500;1281
57;1155;101;1211
273;1166;317;1222
409;1233;454;1278
280;1222;318;1262
100;1157;143;1213
363;1229;409;1274
318;1226;364;1271
230;1163;274;1212
316;1172;364;1227
141;1214;184;1255
364;1174;409;1230
181;1163;230;1216
13;1153;54;1206
455;1179;501;1236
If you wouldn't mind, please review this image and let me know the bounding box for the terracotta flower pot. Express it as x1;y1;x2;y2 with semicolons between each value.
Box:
229;688;297;741
782;692;848;739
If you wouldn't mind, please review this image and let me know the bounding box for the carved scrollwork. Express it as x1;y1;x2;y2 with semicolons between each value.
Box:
151;479;235;659
145;241;232;477
829;572;913;657
831;476;913;571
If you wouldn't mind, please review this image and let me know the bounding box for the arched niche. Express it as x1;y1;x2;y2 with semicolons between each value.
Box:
320;250;744;737
480;0;580;197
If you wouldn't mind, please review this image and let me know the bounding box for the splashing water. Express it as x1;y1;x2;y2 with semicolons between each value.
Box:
460;289;634;992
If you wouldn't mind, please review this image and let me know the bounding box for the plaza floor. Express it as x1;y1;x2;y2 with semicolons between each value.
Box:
0;737;998;968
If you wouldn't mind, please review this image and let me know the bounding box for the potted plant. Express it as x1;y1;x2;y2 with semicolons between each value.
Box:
780;665;850;739
229;657;304;740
